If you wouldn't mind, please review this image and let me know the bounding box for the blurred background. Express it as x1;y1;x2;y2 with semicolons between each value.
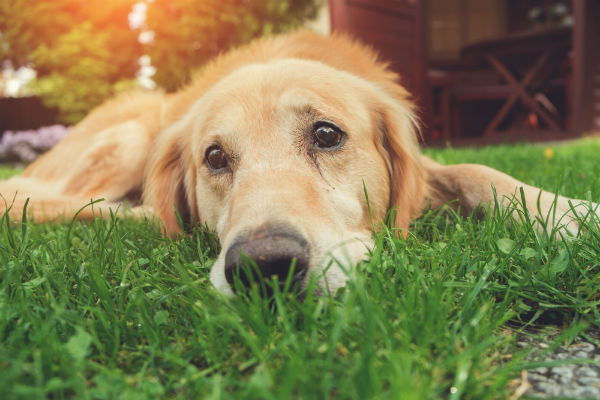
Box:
0;0;325;124
0;0;324;161
0;0;598;161
325;0;599;145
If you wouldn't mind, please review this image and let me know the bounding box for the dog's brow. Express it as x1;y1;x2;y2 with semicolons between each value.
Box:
284;102;316;119
289;104;336;128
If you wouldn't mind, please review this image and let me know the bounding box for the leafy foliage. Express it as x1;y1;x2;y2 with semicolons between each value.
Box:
26;22;141;123
1;0;141;123
1;0;140;75
143;0;323;91
1;0;323;122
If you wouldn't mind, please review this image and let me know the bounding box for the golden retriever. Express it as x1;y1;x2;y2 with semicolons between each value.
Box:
1;31;598;295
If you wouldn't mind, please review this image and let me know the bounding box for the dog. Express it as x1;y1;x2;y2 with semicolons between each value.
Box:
1;31;598;295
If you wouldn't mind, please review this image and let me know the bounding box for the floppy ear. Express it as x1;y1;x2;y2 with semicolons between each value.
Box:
376;94;425;237
143;127;197;236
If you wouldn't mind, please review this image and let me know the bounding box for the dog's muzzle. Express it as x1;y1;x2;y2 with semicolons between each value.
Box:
224;224;310;294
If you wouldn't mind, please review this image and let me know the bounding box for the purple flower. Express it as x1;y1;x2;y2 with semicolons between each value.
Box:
0;125;70;162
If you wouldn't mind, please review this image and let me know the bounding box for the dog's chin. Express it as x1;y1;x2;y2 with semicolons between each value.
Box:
209;233;373;297
209;256;235;296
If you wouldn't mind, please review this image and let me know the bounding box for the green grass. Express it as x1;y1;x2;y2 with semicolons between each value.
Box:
1;139;599;399
0;165;24;179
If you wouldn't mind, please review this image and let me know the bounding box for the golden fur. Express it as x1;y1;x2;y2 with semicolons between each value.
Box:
1;31;597;294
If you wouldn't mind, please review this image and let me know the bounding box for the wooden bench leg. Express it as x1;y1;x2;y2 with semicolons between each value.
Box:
485;52;561;132
440;85;451;141
483;51;551;136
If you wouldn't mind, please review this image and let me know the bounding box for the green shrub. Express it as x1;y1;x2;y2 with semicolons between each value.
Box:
1;0;323;123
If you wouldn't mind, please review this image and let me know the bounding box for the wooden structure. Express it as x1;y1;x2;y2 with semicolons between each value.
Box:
329;0;427;102
0;97;58;134
328;0;600;144
572;0;600;136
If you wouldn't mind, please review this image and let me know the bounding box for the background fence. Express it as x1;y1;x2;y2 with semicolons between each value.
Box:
0;97;58;134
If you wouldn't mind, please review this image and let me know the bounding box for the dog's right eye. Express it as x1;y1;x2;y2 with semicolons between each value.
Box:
312;122;345;151
205;145;228;172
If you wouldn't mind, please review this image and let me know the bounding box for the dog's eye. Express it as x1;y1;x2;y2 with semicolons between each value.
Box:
313;123;344;150
205;145;228;171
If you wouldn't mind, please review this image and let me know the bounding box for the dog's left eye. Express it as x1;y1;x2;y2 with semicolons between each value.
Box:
205;145;229;172
312;123;344;150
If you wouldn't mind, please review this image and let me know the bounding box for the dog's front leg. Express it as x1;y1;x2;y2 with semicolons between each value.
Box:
421;156;599;236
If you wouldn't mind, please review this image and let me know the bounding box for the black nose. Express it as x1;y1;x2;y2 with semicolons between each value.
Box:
224;225;310;294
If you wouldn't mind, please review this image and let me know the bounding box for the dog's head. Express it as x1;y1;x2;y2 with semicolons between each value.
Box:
145;39;424;295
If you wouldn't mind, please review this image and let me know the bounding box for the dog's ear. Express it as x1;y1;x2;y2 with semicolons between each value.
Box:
375;93;425;238
144;127;197;236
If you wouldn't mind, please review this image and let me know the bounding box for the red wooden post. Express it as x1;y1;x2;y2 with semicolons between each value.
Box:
571;0;600;134
328;0;428;110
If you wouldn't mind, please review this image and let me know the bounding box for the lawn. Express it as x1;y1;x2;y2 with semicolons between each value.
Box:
0;166;24;179
1;139;599;399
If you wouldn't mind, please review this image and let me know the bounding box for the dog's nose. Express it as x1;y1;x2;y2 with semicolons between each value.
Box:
224;226;310;294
